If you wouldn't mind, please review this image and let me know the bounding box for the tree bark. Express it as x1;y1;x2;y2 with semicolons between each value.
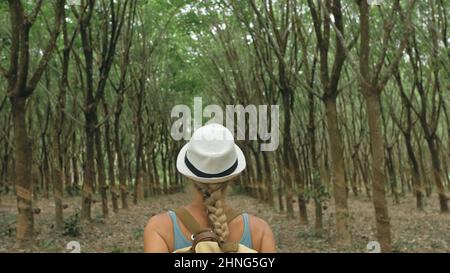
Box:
104;102;119;213
386;146;399;205
281;89;295;219
324;96;351;246
365;92;392;252
426;138;449;212
95;126;109;218
404;133;424;210
11;97;34;245
81;110;95;221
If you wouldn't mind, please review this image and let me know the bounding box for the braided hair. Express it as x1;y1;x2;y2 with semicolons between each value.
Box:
194;182;230;242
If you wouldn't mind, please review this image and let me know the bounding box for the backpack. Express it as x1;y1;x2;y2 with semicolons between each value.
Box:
172;207;258;253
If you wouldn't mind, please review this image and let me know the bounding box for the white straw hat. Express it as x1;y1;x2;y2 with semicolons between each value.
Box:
176;123;246;183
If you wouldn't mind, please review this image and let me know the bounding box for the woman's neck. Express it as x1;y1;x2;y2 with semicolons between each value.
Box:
188;190;228;215
190;191;207;209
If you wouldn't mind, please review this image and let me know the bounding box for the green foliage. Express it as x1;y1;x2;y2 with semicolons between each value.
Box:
110;245;124;253
63;210;81;237
298;227;326;240
37;238;58;252
0;214;16;237
133;227;144;240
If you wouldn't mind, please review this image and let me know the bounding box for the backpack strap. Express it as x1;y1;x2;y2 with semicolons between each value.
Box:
225;208;242;223
174;207;209;235
174;207;245;253
192;230;220;251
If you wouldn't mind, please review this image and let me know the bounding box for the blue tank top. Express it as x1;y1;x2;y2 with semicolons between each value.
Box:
168;210;253;251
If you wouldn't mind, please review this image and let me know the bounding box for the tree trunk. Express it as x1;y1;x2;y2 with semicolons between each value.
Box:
71;132;80;195
81;111;95;221
324;96;351;247
386;147;399;205
114;108;128;210
51;142;64;230
309;91;323;231
11;97;34;246
133;79;145;204
426;138;449;212
64;152;72;196
276;152;284;212
355;148;371;198
292;148;308;225
404;133;424;210
281;90;295;219
262;152;274;207
95;127;109;218
146;147;155;196
104;111;119;213
365;92;392;252
152;155;160;195
52;100;64;230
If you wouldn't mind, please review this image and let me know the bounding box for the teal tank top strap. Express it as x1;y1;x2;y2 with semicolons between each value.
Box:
239;213;253;249
169;210;253;251
168;210;191;251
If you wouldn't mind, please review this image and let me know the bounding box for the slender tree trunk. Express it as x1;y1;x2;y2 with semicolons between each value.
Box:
275;152;284;212
64;152;72;196
426;138;449;212
404;133;424;210
133;79;145;204
282;90;295;219
11;97;34;246
51;138;64;230
52;50;67;229
146;146;155;197
417;141;432;197
162;155;168;195
309;92;323;231
293;149;308;225
262;152;274;207
114;105;128;210
71;132;80;195
41;131;50;199
152;155;160;195
81;110;95;221
350;150;359;197
365;92;392;252
386;147;399;205
324;96;351;246
95;127;109;218
142;154;150;198
104;107;118;213
253;150;264;201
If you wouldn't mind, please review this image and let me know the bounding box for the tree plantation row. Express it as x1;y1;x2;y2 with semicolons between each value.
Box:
0;0;448;252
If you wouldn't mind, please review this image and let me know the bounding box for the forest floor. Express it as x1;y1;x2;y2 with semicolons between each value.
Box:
0;189;449;253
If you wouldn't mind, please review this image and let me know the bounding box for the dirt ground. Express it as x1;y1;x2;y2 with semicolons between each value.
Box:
1;190;449;253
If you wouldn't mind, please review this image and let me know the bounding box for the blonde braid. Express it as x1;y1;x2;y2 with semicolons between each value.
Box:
195;183;229;242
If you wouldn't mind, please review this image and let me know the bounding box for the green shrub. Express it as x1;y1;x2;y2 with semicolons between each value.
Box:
0;214;15;237
63;209;81;237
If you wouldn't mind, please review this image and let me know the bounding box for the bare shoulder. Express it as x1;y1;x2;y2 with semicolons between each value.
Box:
247;214;276;253
145;212;171;233
247;214;272;234
143;212;172;253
